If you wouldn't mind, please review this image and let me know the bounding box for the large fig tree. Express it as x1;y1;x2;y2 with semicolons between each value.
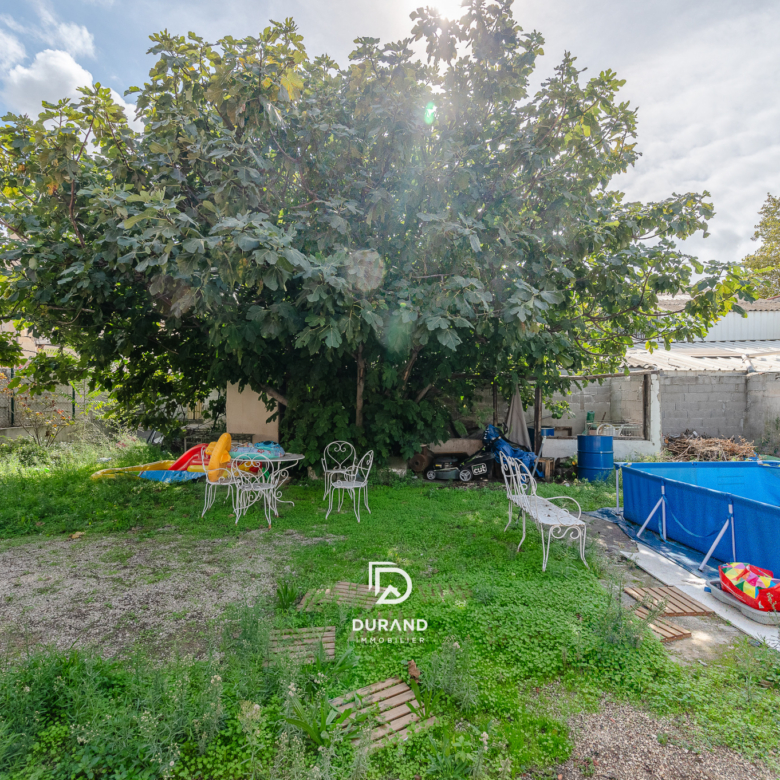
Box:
0;2;749;461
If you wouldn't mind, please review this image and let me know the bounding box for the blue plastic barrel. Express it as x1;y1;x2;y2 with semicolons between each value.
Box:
577;435;614;482
528;426;555;449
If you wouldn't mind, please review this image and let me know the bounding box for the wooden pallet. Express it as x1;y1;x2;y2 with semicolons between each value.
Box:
267;626;336;663
298;582;379;612
416;583;470;603
634;606;692;643
625;586;713;617
331;677;436;749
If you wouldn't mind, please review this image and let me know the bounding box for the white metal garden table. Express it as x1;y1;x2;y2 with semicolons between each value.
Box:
233;452;304;511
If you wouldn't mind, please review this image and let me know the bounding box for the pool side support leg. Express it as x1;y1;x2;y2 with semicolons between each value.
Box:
730;504;736;561
698;505;733;572
661;490;667;541
637;489;664;539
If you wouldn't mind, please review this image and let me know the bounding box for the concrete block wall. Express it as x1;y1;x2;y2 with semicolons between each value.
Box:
660;372;747;438
744;373;780;450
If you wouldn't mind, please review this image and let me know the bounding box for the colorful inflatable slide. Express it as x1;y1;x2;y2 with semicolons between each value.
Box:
91;433;233;483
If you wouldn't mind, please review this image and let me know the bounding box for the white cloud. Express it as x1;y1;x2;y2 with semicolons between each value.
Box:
0;28;25;71
2;49;92;117
1;49;142;131
53;21;95;58
1;2;95;59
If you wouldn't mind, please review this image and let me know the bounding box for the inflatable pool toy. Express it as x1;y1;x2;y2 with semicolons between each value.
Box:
90;460;177;479
91;440;226;482
230;441;285;459
90;433;285;484
206;433;232;482
719;562;780;612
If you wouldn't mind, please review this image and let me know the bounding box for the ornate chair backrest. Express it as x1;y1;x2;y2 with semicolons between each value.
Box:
499;453;537;514
240;453;275;488
349;450;374;485
322;441;356;474
207;463;242;485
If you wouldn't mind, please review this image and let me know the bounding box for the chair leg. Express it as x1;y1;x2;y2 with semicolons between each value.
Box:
541;527;554;572
352;488;360;523
363;484;370;514
202;484;211;517
516;513;526;552
326;487;335;519
337;489;344;513
580;527;588;568
504;502;513;532
323;473;329;501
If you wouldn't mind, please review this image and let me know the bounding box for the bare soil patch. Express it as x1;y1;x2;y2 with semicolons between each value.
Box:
0;527;338;657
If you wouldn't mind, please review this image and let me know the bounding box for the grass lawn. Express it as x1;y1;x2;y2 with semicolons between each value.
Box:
0;442;778;779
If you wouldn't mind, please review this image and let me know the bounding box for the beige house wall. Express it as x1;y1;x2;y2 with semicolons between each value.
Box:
225;383;279;442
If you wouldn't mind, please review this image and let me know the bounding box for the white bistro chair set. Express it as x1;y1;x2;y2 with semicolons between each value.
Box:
202;454;298;528
499;452;588;572
321;441;374;522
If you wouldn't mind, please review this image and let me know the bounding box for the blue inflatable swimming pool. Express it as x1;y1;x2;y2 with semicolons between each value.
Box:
622;461;780;573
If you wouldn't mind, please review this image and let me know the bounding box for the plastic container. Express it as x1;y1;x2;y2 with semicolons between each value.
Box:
577;434;614;482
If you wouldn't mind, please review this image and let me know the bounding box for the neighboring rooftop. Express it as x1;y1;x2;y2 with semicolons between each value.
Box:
656;295;780;313
626;340;780;372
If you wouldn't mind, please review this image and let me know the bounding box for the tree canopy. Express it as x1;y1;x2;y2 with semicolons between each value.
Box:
0;1;750;461
742;193;780;298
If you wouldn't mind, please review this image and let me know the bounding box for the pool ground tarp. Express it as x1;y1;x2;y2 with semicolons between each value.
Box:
622;461;780;574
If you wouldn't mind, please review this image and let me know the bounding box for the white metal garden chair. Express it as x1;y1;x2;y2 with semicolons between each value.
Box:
326;450;374;523
499;452;588;572
232;454;280;528
202;463;244;518
321;441;357;500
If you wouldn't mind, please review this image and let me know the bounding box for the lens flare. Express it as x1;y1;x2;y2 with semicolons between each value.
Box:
424;102;436;125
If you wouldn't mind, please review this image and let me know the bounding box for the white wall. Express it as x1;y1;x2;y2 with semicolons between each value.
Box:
225;384;279;442
539;374;663;459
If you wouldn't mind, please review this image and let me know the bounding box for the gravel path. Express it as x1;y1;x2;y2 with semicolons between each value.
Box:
555;701;775;780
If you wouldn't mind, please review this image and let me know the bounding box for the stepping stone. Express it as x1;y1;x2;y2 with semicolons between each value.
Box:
633;606;692;643
268;626;336;663
298;582;379;612
624;586;713;617
416;583;470;603
331;677;436;750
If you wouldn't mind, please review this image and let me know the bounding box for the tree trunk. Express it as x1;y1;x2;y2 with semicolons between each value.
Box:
355;344;366;428
533;385;543;456
492;379;498;427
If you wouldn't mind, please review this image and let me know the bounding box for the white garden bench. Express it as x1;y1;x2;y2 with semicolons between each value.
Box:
499;452;589;572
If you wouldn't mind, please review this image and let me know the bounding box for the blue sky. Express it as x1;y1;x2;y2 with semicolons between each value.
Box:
1;0;778;267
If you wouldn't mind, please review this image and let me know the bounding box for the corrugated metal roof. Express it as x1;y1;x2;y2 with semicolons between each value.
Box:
626;340;780;372
656;295;780;312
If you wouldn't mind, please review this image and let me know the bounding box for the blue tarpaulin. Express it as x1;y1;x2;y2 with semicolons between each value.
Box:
622;461;780;573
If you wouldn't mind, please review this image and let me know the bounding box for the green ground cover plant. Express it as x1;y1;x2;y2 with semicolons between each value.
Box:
0;450;778;778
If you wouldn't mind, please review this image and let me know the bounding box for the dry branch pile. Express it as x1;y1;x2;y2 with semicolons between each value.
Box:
663;430;756;461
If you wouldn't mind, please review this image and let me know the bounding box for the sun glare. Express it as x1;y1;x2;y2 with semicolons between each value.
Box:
430;0;466;21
